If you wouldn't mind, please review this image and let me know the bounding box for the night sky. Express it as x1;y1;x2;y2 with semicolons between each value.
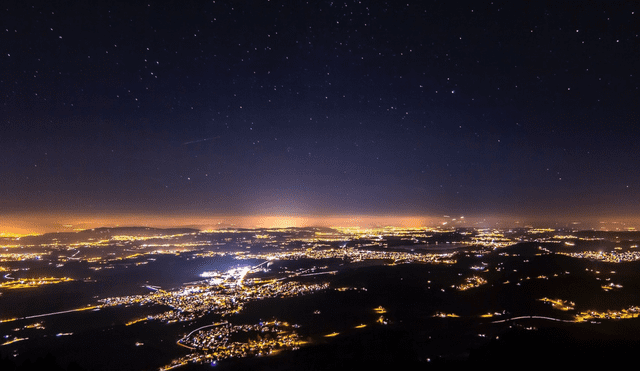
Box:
2;1;640;232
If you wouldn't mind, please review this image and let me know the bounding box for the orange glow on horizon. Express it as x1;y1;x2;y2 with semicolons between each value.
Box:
0;213;447;235
1;212;639;236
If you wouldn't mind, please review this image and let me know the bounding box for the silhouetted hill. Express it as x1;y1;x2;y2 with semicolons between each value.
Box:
16;226;199;245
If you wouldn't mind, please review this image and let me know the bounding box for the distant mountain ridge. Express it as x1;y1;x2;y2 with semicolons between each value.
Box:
3;226;200;244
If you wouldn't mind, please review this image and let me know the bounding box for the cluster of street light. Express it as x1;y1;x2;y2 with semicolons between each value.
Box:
574;306;640;322
236;247;456;265
538;297;576;311
455;275;487;291
161;320;304;369
0;277;74;290
102;275;329;324
556;250;640;263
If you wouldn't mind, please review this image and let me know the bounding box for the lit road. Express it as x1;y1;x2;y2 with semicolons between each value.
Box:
491;315;574;323
2;306;101;322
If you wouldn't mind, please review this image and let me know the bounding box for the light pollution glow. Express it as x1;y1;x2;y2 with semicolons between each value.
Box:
0;213;444;235
1;213;639;236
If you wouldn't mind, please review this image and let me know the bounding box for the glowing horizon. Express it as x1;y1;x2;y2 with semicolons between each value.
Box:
1;212;639;236
0;213;446;235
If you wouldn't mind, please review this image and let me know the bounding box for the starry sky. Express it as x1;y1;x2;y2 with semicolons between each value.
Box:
2;1;640;232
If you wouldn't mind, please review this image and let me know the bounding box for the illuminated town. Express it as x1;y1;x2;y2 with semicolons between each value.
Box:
2;225;640;369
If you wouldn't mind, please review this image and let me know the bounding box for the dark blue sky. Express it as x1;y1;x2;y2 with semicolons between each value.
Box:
2;1;639;224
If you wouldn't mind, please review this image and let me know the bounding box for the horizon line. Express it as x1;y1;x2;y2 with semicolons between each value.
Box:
1;212;640;236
